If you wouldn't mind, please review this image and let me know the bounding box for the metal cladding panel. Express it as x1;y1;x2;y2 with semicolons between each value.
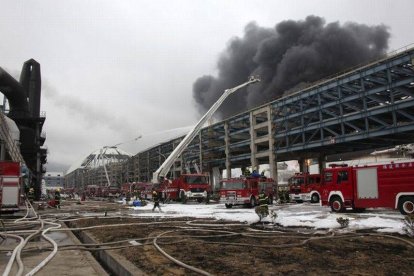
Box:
2;186;19;205
356;168;378;199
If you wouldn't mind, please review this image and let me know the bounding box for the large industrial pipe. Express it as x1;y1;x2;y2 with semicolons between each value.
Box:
20;59;41;118
0;67;29;118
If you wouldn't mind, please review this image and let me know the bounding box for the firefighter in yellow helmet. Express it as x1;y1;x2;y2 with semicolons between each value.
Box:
27;188;35;204
244;169;251;177
258;189;268;208
256;189;269;221
152;189;162;212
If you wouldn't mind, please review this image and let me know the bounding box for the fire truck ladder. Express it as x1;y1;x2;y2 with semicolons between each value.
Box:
152;76;260;184
0;112;25;163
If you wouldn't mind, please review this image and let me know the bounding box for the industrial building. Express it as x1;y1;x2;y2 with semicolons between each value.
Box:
42;172;64;194
65;46;414;191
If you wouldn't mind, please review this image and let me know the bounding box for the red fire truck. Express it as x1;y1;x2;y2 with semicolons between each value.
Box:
85;185;102;197
320;162;414;215
121;183;133;194
135;182;153;199
121;182;153;199
101;186;120;197
288;173;322;203
155;174;211;203
219;176;276;208
150;77;260;204
0;161;22;213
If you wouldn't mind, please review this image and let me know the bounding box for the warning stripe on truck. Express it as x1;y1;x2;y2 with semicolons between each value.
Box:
1;176;19;186
161;189;178;193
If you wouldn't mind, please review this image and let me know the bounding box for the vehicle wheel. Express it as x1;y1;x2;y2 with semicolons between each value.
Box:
310;193;320;203
249;197;257;208
330;196;344;212
398;197;414;215
225;203;232;209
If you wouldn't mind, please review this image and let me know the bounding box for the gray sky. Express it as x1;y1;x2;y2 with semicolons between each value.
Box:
0;0;413;173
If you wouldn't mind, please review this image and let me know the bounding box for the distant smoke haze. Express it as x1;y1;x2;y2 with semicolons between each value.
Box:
42;81;136;138
193;16;390;118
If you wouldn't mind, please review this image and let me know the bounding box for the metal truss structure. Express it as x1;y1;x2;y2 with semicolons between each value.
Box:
273;46;414;160
146;46;414;178
66;46;414;187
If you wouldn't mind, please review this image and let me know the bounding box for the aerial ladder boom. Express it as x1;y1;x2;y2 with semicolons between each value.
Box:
192;160;201;174
152;76;260;184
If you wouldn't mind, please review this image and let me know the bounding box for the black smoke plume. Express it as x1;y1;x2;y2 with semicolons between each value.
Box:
193;16;390;118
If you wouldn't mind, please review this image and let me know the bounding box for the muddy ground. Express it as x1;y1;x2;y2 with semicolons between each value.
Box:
69;216;414;275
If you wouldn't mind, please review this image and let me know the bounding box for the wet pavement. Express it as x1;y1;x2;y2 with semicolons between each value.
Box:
0;205;109;275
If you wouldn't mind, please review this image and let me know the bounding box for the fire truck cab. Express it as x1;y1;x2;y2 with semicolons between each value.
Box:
320;162;414;215
101;186;120;197
85;185;102;198
288;173;322;203
219;176;276;208
155;174;211;203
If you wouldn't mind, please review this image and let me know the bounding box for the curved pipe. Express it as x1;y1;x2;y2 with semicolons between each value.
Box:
0;67;29;118
20;59;41;118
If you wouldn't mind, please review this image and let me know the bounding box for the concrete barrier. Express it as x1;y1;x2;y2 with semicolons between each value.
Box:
67;222;146;276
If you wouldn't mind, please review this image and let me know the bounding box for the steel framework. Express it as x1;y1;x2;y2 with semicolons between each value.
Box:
65;46;414;187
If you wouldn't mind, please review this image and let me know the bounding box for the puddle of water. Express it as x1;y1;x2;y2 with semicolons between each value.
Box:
45;231;74;246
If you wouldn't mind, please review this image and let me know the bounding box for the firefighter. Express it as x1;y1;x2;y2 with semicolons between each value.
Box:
126;192;131;203
27;188;35;205
251;170;261;178
258;189;268;207
55;189;61;209
152;189;162;212
244;169;251;177
134;189;140;200
256;189;269;220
